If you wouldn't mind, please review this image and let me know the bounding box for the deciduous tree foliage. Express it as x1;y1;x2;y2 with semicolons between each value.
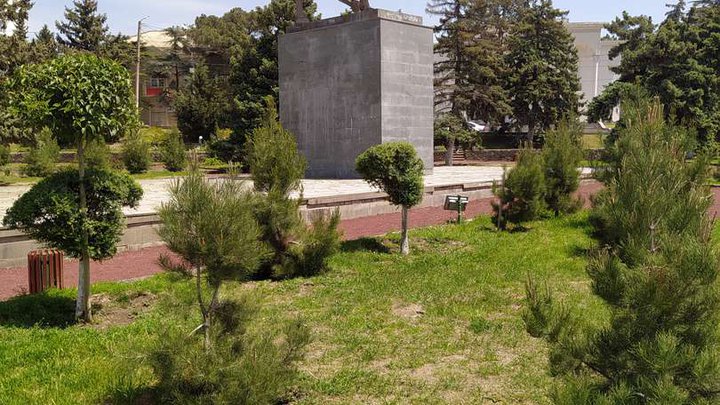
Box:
4;168;142;260
505;0;580;143
524;96;720;403
356;142;425;255
4;54;138;321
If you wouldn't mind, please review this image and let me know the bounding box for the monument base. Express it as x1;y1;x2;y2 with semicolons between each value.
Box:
279;9;434;179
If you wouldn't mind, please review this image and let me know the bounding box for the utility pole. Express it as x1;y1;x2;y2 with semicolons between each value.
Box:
135;17;148;110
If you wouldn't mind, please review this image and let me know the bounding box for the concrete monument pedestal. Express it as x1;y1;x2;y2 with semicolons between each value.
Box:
279;9;434;179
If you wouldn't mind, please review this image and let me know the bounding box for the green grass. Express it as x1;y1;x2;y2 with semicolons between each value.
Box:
0;214;608;404
581;133;604;149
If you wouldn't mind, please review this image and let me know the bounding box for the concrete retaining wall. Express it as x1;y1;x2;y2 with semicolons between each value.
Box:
0;181;496;269
433;148;605;162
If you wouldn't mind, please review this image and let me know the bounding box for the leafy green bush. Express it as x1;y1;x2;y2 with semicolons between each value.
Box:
22;128;60;177
138;126;170;147
0;144;10;167
201;156;225;168
161;130;187;172
492;147;546;230
147;296;310;404
3;168;143;260
84;138;112;170
356;142;425;254
122;132;151;174
542;122;583;216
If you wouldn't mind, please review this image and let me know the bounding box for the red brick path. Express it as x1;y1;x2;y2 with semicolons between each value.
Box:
0;181;713;301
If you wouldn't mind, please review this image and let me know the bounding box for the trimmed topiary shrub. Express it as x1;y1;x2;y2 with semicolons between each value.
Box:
3;168;143;260
122;132;151;174
356;142;425;255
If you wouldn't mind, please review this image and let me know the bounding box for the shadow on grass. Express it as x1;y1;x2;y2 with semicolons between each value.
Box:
341;237;391;254
105;384;158;405
0;290;76;328
568;244;592;258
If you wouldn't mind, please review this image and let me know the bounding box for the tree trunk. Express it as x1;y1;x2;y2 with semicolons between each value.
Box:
445;137;455;167
400;205;410;255
75;139;92;322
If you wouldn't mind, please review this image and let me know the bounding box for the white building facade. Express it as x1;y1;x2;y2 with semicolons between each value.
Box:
568;22;622;119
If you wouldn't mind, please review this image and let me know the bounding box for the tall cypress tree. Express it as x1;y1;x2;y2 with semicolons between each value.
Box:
505;0;580;144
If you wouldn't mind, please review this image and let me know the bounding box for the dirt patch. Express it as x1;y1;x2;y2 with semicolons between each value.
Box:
391;302;425;321
91;292;156;330
409;354;467;384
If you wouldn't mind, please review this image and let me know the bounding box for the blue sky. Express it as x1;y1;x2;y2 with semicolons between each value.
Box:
25;0;670;36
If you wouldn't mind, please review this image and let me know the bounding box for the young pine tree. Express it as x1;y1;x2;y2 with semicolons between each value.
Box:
246;97;340;278
158;162;267;348
542;121;583;216
492;147;546;230
523;96;720;403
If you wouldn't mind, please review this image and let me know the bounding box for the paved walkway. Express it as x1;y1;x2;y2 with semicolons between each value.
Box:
0;180;603;301
0;166;595;223
0;167;511;223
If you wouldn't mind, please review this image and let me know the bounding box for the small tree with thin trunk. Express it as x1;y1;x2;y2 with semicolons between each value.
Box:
5;54;137;322
158;163;267;348
356;142;425;255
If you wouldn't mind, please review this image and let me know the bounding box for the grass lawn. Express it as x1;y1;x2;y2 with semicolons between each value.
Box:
0;213;610;404
581;133;604;149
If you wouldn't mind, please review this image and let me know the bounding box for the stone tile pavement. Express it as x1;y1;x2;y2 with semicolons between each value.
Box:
0;166;590;223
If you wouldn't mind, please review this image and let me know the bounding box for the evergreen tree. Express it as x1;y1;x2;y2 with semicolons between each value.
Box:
524;96;720;403
492;147;546;230
427;0;475;165
0;0;32;77
505;0;580;144
189;1;318;162
55;0;108;52
542;121;583;216
55;0;133;65
594;2;720;143
174;62;227;143
32;25;60;63
247;98;340;278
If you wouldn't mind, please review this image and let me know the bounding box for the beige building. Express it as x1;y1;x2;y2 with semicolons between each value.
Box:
568;22;622;119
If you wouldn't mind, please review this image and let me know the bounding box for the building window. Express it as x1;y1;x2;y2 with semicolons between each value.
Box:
146;77;166;97
150;78;166;88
